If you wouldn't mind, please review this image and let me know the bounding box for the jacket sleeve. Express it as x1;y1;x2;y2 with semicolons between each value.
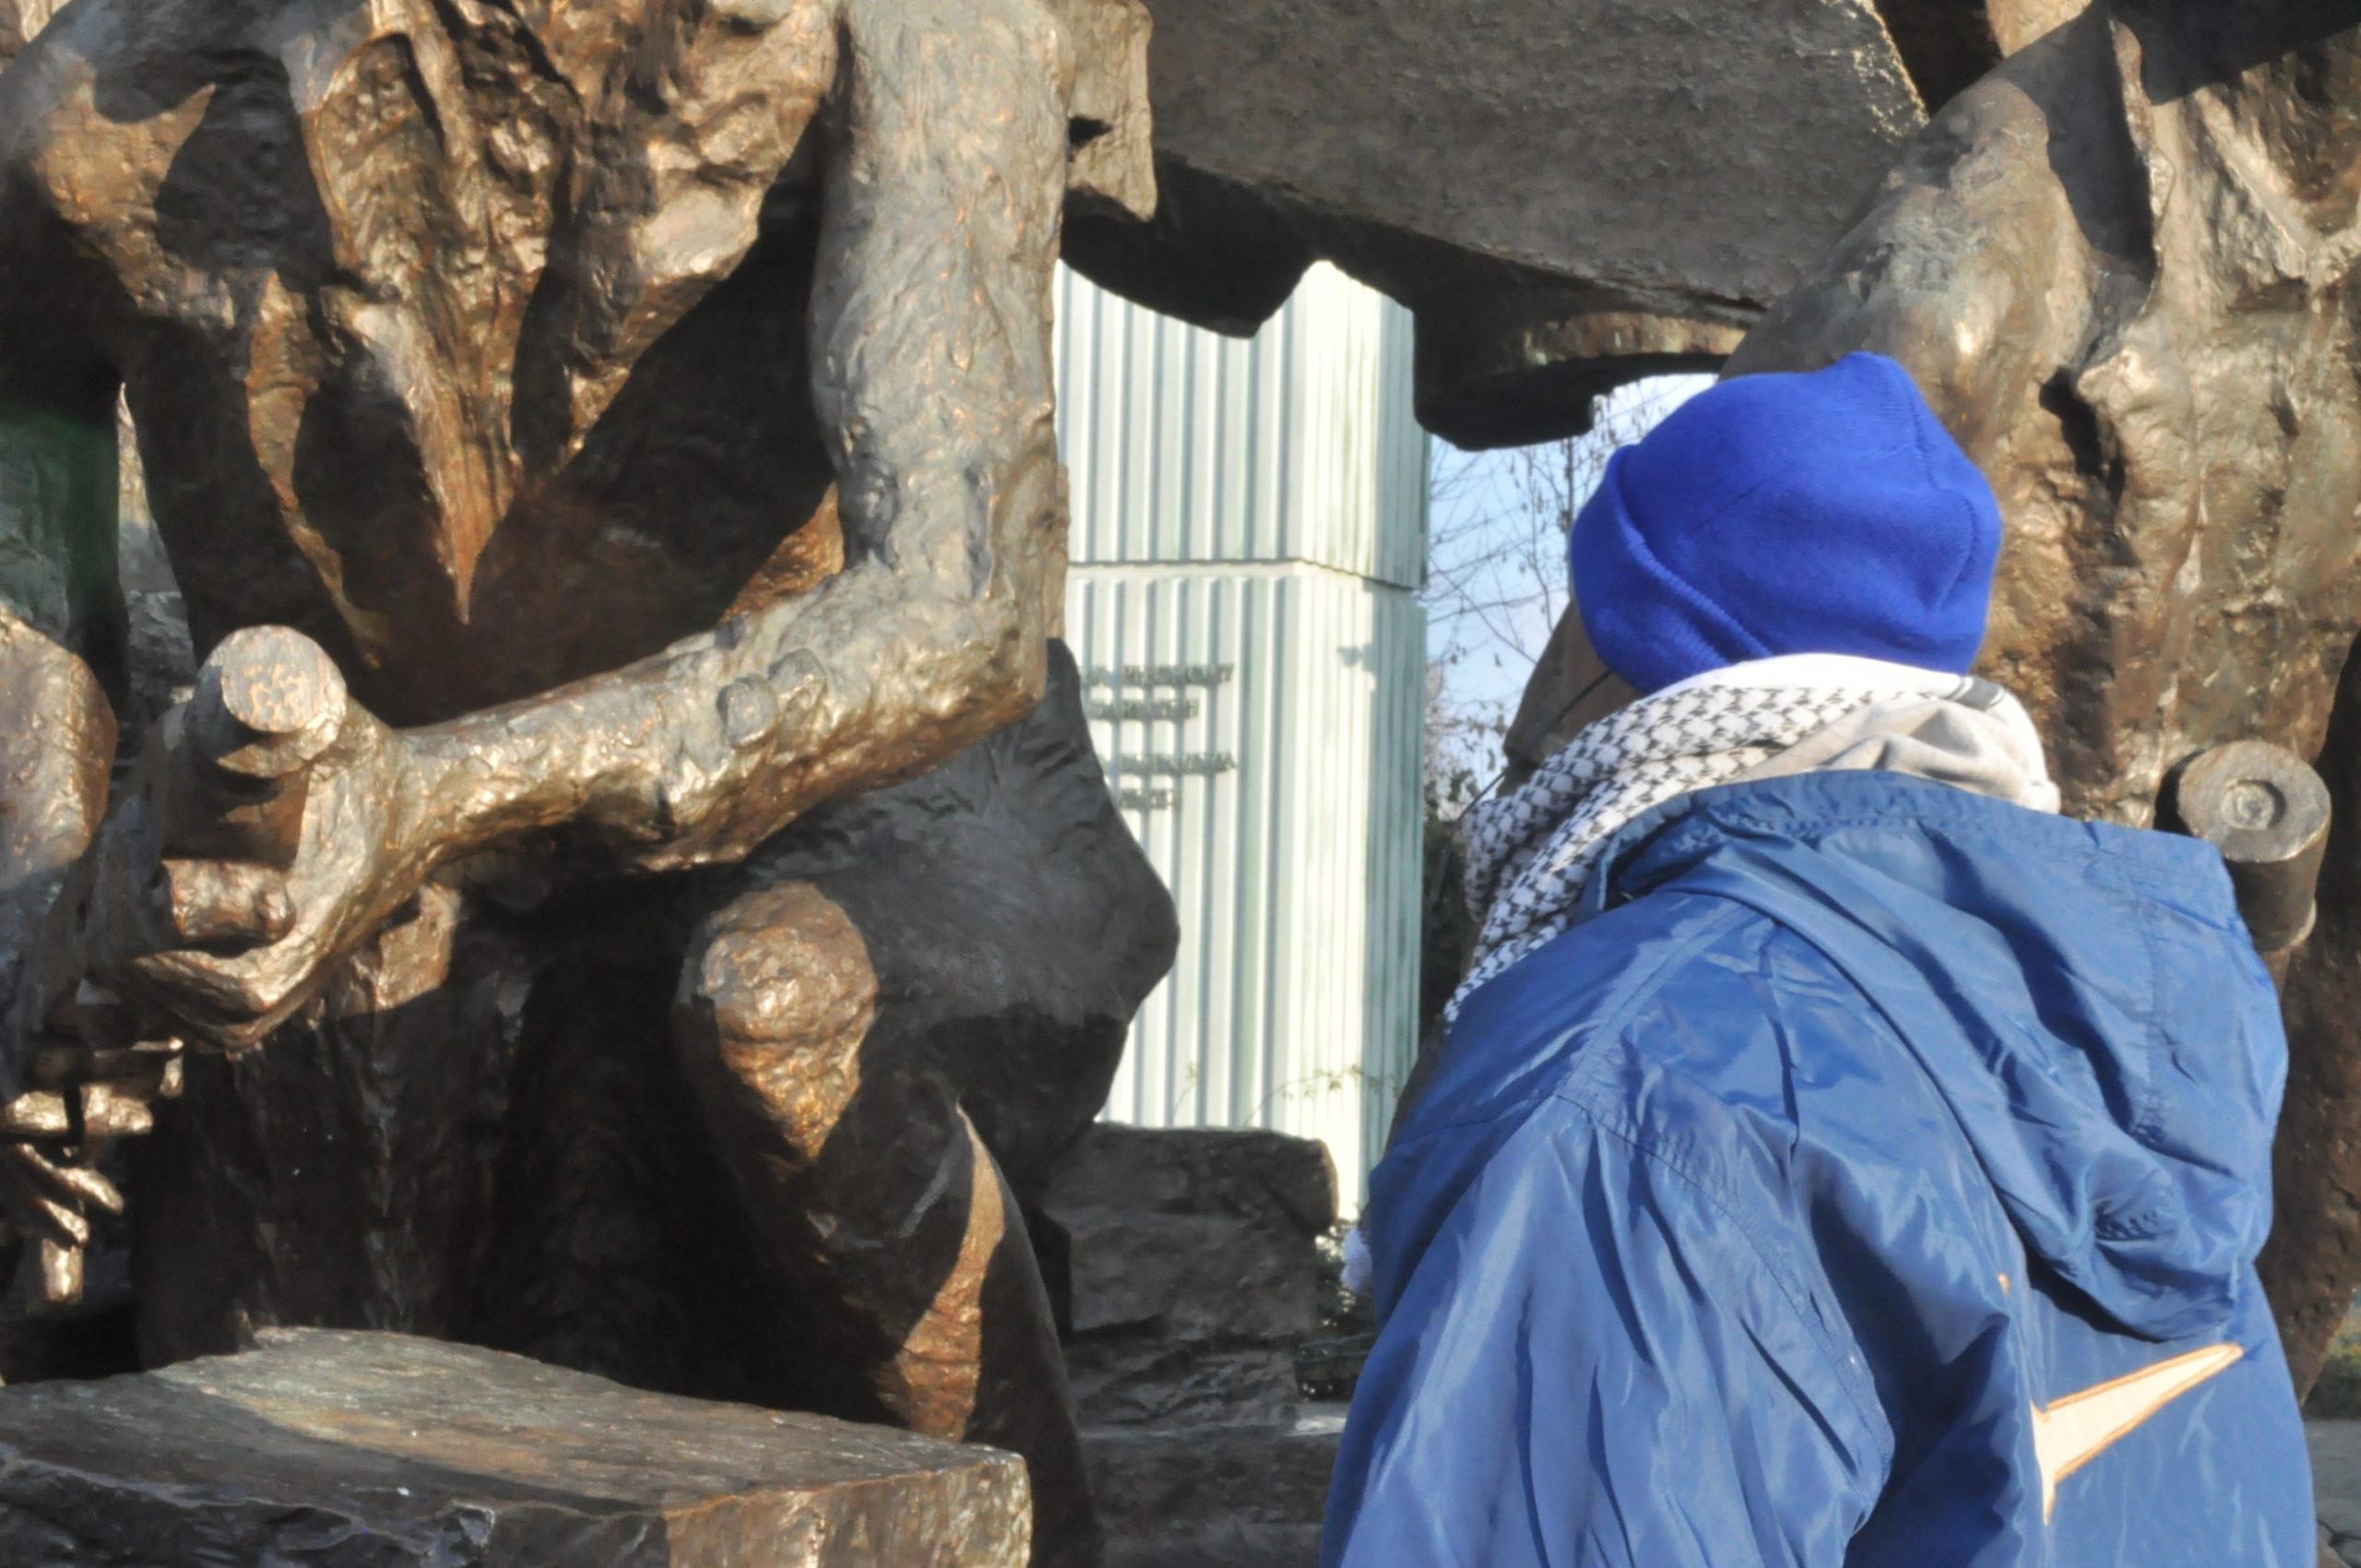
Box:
1322;1095;1889;1568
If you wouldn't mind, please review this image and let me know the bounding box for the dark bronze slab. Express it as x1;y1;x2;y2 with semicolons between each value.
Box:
0;1329;1030;1567
1070;0;1928;445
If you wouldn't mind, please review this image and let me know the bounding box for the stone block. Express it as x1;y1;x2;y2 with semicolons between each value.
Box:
1072;0;1928;445
1044;1126;1336;1428
1062;1212;1317;1340
1043;1123;1336;1431
1132;0;1922;299
0;1328;1029;1567
1041;1123;1337;1236
1065;1337;1300;1428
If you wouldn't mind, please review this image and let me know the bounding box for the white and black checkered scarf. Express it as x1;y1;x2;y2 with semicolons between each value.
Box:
1446;661;2057;1024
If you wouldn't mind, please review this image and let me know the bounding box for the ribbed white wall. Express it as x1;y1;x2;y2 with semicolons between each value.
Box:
1058;265;1425;590
1063;569;1423;1186
1056;264;1427;1199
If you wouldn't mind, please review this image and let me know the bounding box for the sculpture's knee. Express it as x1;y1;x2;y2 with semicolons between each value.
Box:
674;884;878;1155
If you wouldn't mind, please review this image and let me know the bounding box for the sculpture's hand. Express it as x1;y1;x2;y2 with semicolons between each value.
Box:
0;606;138;1310
72;628;434;1054
0;1039;182;1310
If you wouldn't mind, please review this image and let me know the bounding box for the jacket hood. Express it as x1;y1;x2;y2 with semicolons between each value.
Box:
1590;771;2286;1343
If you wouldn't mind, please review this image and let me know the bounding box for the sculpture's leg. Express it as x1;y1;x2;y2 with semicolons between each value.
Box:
673;883;1100;1568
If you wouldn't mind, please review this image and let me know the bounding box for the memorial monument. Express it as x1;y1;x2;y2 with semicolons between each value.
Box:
1080;0;2361;1403
1734;0;2361;1394
3;0;2359;1562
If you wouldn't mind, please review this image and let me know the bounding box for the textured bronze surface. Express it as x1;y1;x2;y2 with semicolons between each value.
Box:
0;3;1176;1562
5;0;2353;1546
113;642;1173;1566
0;1327;1032;1566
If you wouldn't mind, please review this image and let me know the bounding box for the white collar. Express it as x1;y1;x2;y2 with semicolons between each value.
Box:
1654;652;1983;702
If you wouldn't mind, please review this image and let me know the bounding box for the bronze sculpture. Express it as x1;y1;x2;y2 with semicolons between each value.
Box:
8;0;2361;1557
1724;0;2361;1397
0;2;1176;1562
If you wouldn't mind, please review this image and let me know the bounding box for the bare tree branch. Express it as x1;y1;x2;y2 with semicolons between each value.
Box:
1420;376;1710;818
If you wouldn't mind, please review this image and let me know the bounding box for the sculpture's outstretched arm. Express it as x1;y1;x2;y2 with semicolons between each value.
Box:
70;0;1082;1049
407;0;1070;874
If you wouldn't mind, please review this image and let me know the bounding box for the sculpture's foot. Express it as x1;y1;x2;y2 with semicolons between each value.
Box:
676;881;1101;1568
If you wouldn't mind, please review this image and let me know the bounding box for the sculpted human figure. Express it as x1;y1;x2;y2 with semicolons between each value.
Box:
0;1;1174;1562
1506;0;2361;1391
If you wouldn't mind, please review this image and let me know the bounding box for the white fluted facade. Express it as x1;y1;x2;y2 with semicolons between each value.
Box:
1055;264;1428;1197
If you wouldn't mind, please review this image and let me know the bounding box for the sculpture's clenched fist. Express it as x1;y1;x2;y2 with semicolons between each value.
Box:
66;627;438;1054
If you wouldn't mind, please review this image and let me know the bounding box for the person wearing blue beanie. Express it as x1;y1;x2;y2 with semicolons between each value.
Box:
1323;355;2316;1567
1572;351;2004;695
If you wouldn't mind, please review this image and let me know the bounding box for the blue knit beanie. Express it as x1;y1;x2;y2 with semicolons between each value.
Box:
1571;353;2002;695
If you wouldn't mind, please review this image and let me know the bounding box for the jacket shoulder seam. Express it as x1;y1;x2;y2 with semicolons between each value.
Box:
1398;902;1760;1144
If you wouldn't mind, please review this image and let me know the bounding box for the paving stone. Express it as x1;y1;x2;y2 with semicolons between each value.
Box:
2314;1421;2361;1546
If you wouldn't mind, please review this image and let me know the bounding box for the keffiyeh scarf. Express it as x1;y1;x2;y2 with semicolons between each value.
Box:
1445;659;2058;1025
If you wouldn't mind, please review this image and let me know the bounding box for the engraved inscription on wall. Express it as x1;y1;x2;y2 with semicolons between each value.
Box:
1086;664;1239;813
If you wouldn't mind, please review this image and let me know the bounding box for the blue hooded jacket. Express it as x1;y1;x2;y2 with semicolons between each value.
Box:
1324;770;2313;1567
